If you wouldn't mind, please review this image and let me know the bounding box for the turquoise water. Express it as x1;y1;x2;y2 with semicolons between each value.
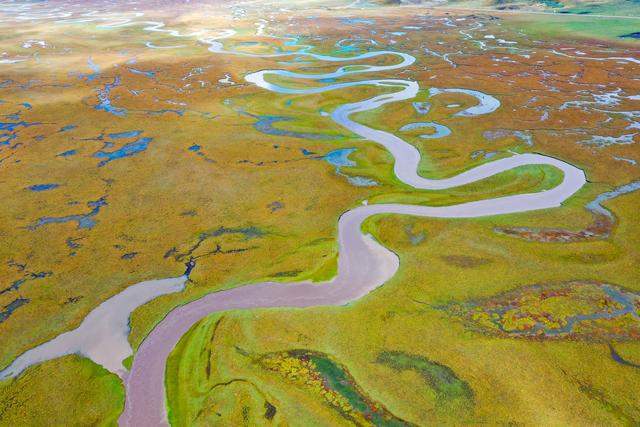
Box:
322;148;356;167
127;67;156;77
95;77;128;117
94;137;152;167
57;150;76;157
28;184;60;191
86;57;100;82
586;180;640;219
29;197;108;230
412;101;431;115
340;18;375;25
320;148;377;187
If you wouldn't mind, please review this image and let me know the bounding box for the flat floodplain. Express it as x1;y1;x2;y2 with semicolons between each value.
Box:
0;1;638;425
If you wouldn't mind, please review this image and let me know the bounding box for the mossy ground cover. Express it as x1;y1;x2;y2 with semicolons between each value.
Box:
0;355;124;426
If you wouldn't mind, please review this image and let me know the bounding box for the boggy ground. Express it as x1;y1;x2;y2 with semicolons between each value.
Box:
0;1;638;425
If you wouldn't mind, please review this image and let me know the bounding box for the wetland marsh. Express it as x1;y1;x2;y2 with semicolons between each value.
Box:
0;0;638;425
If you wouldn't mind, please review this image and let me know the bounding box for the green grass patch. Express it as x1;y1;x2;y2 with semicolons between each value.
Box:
0;355;123;426
506;14;640;43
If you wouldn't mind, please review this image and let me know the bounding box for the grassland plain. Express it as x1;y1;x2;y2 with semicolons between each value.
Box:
166;188;640;425
0;355;124;425
0;0;638;425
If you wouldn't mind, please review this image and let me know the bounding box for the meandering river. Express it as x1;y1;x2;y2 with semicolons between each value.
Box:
121;28;585;427
0;9;586;427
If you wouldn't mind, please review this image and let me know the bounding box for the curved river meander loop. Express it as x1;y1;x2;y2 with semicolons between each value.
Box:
0;10;586;427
